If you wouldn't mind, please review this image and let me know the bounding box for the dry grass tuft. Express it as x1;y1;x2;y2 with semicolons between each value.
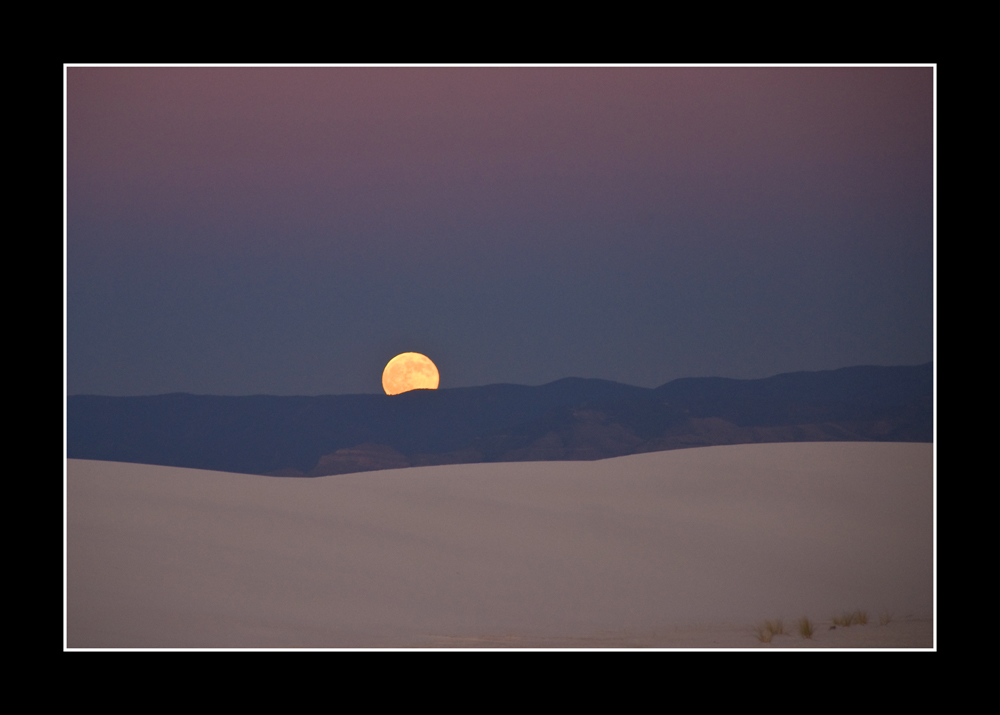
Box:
833;610;868;627
798;617;815;639
833;608;868;628
754;619;786;643
754;624;773;643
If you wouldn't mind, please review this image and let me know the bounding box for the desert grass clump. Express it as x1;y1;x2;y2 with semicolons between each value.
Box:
878;610;892;626
753;624;773;643
753;619;786;643
798;617;815;639
833;609;869;627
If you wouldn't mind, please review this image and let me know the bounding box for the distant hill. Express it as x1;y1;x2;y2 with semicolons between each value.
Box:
67;363;932;476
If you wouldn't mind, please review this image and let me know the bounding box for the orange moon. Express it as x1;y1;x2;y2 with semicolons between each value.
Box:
382;352;440;395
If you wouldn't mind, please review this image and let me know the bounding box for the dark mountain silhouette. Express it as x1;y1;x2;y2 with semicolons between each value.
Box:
67;363;932;476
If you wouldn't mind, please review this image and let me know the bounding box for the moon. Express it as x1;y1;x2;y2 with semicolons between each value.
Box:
382;352;440;395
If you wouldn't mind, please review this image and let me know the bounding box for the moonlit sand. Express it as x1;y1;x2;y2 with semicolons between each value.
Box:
67;443;933;648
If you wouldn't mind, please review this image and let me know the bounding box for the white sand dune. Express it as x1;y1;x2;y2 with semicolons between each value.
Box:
66;442;933;649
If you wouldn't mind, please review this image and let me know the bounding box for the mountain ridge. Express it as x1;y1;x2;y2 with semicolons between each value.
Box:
67;362;932;476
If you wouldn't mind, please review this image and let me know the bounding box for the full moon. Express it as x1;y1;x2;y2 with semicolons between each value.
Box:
382;352;440;395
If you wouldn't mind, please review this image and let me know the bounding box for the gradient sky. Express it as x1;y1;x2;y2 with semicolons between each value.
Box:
66;66;934;396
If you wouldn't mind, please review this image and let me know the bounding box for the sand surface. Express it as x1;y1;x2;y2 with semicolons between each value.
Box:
66;442;934;649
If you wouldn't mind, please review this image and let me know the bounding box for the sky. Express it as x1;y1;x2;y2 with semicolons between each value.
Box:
66;65;934;397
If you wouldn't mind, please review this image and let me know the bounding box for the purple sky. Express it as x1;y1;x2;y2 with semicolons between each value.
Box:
66;66;934;396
